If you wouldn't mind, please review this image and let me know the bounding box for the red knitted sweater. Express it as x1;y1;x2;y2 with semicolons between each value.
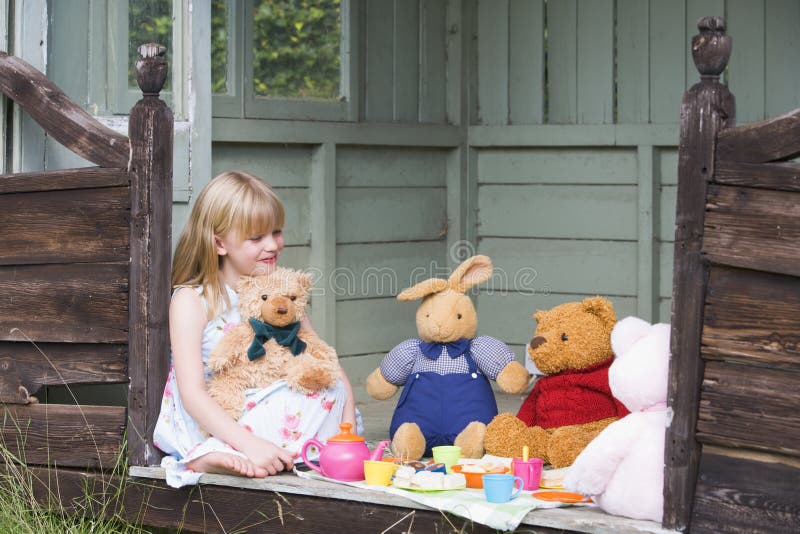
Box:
516;356;629;429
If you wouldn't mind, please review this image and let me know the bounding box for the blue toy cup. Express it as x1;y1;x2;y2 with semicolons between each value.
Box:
482;474;524;503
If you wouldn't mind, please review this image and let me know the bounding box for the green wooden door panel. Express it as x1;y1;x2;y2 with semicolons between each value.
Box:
478;184;638;240
337;146;447;187
365;0;394;122
477;147;638;184
211;143;312;187
509;0;544;125
476;0;509;125
617;0;650;124
419;0;447;124
476;292;638;346
276;188;311;246
659;242;674;300
765;0;800;117
546;0;577;124
577;0;614;124
335;241;447;300
394;0;421;122
336;187;447;242
727;0;766;124
281;246;312;271
659;148;678;186
335;297;419;356
478;237;638;296
659;185;677;242
658;298;672;324
649;0;685;124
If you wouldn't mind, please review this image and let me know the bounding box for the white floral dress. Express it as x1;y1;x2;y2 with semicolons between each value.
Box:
153;285;360;488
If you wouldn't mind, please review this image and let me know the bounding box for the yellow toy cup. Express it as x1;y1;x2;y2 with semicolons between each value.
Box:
431;446;461;474
363;460;398;486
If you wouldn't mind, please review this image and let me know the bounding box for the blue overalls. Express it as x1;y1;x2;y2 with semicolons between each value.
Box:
389;342;499;457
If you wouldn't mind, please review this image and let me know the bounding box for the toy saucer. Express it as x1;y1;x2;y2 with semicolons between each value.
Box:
531;491;590;503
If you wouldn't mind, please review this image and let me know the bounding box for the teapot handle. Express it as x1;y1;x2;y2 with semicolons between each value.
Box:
301;438;325;476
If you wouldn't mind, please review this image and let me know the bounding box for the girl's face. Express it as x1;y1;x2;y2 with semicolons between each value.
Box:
216;229;285;279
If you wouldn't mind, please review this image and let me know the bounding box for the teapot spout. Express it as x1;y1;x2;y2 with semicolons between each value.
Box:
369;440;392;461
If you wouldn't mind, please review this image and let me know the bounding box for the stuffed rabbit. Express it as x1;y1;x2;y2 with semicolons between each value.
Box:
366;255;530;460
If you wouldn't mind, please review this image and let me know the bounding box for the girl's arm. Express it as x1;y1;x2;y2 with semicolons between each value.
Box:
301;316;358;430
170;288;294;474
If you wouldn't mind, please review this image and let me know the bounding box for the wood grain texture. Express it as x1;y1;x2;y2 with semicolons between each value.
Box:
703;184;800;277
0;263;129;344
0;404;125;468
702;266;800;370
714;160;800;192
0;342;127;404
0;186;130;265
691;450;800;533
716;107;800;163
0;52;129;167
18;468;506;534
0;167;129;194
697;360;800;456
664;17;735;530
126;89;173;467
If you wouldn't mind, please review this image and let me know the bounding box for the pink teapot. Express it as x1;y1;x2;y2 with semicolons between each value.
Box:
301;423;390;481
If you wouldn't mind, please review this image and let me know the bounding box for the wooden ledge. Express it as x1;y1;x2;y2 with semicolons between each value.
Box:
130;466;674;534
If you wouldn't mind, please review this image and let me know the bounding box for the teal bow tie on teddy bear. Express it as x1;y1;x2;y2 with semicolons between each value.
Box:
247;317;307;361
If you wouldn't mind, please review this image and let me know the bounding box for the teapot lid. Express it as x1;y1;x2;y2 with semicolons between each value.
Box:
327;422;364;442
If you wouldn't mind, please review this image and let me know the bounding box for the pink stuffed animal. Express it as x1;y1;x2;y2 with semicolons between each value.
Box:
563;316;670;522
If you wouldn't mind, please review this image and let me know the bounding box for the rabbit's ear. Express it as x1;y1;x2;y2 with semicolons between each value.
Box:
397;278;449;301
448;255;493;293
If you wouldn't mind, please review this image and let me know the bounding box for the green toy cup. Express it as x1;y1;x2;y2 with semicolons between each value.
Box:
431;445;461;474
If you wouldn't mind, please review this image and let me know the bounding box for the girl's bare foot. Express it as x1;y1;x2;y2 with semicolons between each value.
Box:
185;452;268;478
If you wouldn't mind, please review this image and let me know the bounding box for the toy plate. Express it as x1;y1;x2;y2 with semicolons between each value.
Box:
531;491;589;503
538;481;565;490
392;482;466;492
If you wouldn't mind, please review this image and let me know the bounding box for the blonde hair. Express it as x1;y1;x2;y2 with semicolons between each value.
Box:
172;171;285;319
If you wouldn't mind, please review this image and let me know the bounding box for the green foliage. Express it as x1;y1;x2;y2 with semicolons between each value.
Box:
211;0;229;94
252;0;341;99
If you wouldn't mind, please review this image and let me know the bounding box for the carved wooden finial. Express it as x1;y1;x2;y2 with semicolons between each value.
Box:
135;43;168;96
691;16;731;78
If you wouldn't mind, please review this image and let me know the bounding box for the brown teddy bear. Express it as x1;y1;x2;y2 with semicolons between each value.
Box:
207;268;340;420
483;297;629;467
366;255;530;460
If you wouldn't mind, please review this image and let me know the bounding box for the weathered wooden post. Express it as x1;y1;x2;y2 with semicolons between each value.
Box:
664;17;735;530
127;43;173;467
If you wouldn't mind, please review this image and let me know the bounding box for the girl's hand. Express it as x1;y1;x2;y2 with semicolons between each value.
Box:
240;436;295;475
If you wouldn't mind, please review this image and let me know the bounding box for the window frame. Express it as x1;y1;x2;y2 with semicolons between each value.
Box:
212;0;359;121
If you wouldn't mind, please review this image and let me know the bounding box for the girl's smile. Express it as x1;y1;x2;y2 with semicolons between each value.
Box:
216;229;285;286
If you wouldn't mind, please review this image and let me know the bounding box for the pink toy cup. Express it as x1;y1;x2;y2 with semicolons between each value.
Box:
512;457;543;490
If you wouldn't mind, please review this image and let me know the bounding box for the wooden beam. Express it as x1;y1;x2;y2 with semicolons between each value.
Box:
127;44;173;468
664;16;735;531
702;265;800;370
0;52;130;168
716;107;800;163
0;404;125;469
0;167;129;194
0;186;130;266
0;342;127;404
0;263;129;344
714;160;800;192
691;450;800;533
697;360;800;456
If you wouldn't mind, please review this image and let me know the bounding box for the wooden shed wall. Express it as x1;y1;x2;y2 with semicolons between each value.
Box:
39;1;800;387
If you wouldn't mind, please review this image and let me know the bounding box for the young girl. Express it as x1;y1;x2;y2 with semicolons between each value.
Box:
154;171;359;488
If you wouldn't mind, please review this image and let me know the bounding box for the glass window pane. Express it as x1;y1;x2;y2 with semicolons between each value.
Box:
212;0;229;94
252;0;342;100
128;0;173;91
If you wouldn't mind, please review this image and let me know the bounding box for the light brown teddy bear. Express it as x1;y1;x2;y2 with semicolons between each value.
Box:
207;268;340;420
483;297;629;467
366;255;530;460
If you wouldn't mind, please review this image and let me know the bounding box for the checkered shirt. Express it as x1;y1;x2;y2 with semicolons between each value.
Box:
380;336;515;386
